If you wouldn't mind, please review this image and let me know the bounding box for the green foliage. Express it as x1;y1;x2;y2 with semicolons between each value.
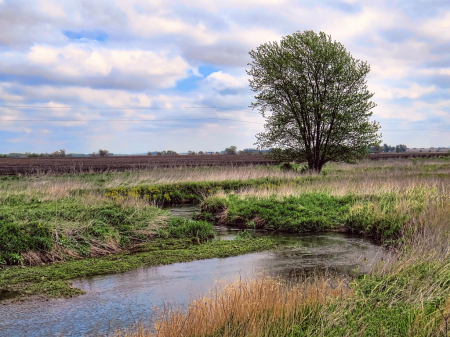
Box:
98;149;109;157
234;230;254;240
161;218;214;240
276;162;308;173
105;177;301;205
396;144;408;153
249;30;380;173
202;192;410;241
224;146;237;155
0;221;53;265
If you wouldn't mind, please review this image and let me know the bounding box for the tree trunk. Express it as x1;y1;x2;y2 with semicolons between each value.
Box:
308;160;323;173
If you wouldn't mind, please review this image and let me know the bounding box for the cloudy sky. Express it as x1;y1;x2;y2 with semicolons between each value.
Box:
0;0;449;154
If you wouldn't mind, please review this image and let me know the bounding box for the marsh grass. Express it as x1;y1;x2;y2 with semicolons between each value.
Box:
3;159;450;336
123;276;350;337
113;159;450;336
0;191;213;265
0;238;276;300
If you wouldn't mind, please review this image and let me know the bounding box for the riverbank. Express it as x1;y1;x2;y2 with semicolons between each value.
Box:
119;159;450;336
1;158;450;318
0;237;275;302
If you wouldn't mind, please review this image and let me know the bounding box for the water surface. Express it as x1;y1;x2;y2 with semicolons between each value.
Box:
0;206;384;336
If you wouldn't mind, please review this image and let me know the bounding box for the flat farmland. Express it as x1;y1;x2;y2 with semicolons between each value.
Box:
367;152;450;160
0;155;277;175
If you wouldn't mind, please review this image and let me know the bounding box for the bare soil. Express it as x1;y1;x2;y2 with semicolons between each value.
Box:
0;155;276;175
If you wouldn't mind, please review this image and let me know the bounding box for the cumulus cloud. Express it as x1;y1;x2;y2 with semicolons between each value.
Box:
0;0;450;152
38;0;66;18
24;44;192;87
0;43;193;90
204;71;249;94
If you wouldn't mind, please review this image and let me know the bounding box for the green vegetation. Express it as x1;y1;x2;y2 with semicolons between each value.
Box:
0;193;215;265
105;177;301;204
201;190;426;242
2;157;450;337
249;30;380;173
0;238;275;299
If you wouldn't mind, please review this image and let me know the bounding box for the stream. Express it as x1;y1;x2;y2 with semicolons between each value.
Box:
0;205;385;337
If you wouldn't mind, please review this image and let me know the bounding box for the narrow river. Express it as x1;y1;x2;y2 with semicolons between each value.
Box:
0;206;385;337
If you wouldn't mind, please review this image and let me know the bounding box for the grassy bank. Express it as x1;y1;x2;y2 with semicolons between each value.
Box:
201;191;420;242
2;157;450;332
0;237;275;300
0;193;215;266
110;159;450;336
104;177;306;204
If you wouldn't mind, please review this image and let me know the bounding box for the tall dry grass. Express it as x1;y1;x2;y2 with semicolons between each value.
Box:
124;276;350;337
126;159;450;337
2;158;449;198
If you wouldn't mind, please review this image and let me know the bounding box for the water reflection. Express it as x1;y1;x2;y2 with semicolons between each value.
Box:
0;206;385;337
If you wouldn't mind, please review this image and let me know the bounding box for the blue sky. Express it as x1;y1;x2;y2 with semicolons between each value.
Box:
0;0;449;153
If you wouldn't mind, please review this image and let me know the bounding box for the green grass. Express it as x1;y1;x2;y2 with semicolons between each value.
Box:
104;177;306;204
0;194;213;265
288;259;450;336
0;237;275;300
201;191;418;242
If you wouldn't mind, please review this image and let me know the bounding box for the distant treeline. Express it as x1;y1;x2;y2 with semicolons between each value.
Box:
368;144;408;153
0;147;269;158
3;144;449;159
368;144;449;154
0;149;114;158
147;147;269;156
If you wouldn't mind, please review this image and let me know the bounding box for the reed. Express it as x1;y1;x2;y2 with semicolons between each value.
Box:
116;158;450;336
124;276;350;337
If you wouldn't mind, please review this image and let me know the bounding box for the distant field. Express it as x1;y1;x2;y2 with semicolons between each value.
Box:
0;154;276;175
1;152;449;175
368;151;450;160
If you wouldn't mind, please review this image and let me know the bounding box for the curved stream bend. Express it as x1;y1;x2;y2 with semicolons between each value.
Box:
0;206;385;337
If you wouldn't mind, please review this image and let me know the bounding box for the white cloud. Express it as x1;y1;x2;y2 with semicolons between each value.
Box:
116;0;218;44
417;10;450;43
38;0;66;18
22;44;192;87
419;68;450;76
372;83;437;100
205;71;248;91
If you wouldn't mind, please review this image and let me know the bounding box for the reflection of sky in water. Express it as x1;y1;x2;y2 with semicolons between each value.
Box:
0;206;385;337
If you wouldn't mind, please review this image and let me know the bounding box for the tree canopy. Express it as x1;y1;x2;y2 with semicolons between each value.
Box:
248;30;381;172
225;146;237;155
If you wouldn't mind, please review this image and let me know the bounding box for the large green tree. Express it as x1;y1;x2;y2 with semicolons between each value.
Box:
248;30;381;173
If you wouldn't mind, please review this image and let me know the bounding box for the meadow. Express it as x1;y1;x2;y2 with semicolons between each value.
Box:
1;158;450;335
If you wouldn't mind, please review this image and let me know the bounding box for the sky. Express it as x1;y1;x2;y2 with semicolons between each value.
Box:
0;0;449;154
